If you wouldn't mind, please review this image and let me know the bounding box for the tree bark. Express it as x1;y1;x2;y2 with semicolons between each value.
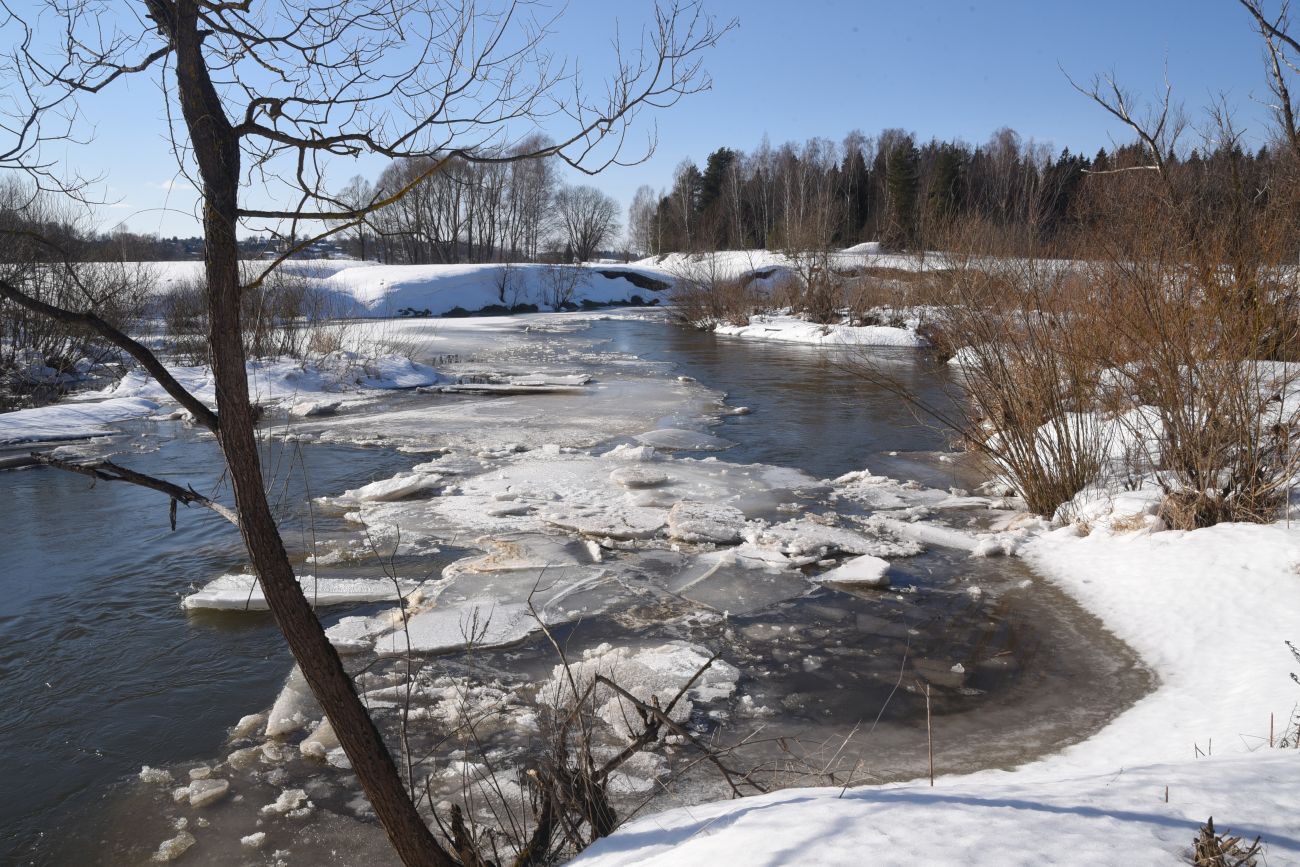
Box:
160;2;453;863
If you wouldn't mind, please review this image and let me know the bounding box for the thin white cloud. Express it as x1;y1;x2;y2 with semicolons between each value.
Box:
152;178;195;193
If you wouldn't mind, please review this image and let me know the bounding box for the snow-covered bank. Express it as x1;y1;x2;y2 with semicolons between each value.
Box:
574;513;1300;865
0;352;440;445
573;752;1299;866
634;247;928;279
715;313;927;348
142;259;671;317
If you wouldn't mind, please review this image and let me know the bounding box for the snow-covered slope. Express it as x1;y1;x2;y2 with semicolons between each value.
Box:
142;260;671;317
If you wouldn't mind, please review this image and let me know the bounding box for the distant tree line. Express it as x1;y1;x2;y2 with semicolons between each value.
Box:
336;135;621;264
4;128;1291;265
625;127;1297;257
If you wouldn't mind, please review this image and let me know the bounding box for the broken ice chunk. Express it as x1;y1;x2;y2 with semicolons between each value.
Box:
336;471;442;503
138;765;173;786
289;400;341;418
666;501;747;544
813;554;891;588
266;666;320;737
632;427;734;451
187;778;230;808
608;466;669;489
374;600;535;655
230;713;266;739
152;831;196;862
182;574;417;611
602;443;660;462
538;641;739;732
669;546;811;616
260;788;310;816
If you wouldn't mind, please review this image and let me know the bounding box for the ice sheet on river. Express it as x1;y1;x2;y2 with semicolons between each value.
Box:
668;544;812;616
354;448;827;546
306;375;722;453
182;574;420;610
325;536;619;655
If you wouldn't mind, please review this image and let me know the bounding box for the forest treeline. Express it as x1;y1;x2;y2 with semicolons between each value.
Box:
3;125;1295;264
627;126;1297;257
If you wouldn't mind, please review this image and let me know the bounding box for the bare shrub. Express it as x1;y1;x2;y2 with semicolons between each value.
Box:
669;254;756;327
1072;140;1300;528
913;254;1113;516
541;263;585;309
0;260;151;407
843;271;913;325
158;268;341;363
493;263;523;307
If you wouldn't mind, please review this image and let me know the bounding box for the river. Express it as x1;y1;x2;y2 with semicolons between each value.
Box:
0;311;1149;864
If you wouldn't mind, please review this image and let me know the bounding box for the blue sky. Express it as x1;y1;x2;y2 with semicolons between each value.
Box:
11;0;1279;238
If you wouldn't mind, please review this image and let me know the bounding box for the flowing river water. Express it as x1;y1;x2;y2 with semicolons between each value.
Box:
0;310;1150;864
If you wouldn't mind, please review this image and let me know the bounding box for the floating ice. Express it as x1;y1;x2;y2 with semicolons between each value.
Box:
138;765;173;786
261;788;311;816
300;718;340;759
633;427;734;451
230;713;266;739
374;600;535;655
608;466;669;488
668;545;811;615
539;641;739;734
182;574;418;610
266;667;319;738
754;518;919;564
666;501;748;544
187;778;230;808
336;471;443;503
603;443;660;462
152;831;196;862
290;400;342;418
813;554;892;588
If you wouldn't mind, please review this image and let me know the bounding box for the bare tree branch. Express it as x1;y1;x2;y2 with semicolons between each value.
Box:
30;451;241;527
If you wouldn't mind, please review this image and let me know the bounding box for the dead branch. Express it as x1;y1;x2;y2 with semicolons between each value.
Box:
30;451;240;527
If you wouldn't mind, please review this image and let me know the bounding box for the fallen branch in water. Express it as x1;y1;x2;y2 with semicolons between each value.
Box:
30;451;240;528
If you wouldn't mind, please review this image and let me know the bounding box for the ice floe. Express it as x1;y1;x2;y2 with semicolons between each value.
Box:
812;554;891;588
181;574;419;610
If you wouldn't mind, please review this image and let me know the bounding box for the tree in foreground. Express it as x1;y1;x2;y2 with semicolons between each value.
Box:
0;1;729;863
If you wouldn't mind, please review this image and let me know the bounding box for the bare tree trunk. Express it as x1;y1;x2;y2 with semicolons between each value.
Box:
164;2;450;863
